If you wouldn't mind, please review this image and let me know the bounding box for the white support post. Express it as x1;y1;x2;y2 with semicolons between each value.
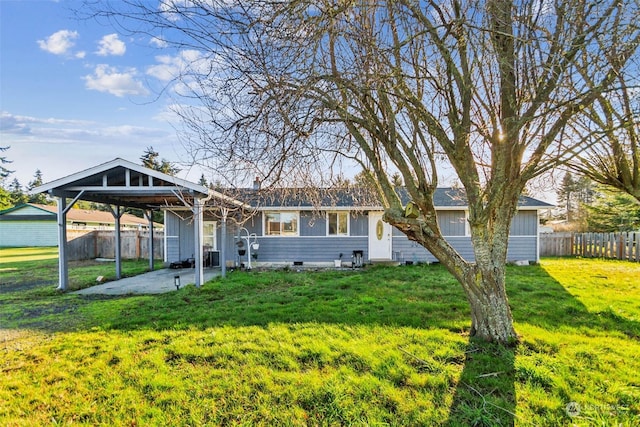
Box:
57;197;69;291
193;198;204;288
221;208;228;278
536;210;541;263
114;206;122;280
163;210;168;264
54;191;85;291
147;210;154;271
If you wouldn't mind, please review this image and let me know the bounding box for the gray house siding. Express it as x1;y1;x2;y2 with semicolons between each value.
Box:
507;236;538;261
392;210;466;237
392;236;538;263
165;210;196;262
388;210;539;263
164;208;540;266
228;212;368;264
300;211;324;237
437;210;466;236
249;237;368;263
510;210;537;235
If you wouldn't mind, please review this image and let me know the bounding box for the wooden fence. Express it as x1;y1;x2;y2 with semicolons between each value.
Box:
540;232;640;262
539;232;573;257
66;230;164;261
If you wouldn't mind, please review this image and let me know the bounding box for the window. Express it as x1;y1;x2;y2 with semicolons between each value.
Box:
203;221;217;249
264;212;299;236
327;212;349;236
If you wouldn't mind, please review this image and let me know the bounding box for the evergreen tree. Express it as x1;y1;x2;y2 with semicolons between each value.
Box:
391;172;403;188
9;178;27;206
140;146;181;176
27;169;50;204
557;172;577;221
0;189;10;210
556;172;594;223
198;174;208;187
0;146;12;179
586;187;640;232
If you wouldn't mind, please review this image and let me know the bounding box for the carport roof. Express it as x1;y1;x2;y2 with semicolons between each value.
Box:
32;158;211;209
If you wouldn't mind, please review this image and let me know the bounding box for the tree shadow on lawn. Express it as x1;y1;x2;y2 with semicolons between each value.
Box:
447;263;639;426
446;340;517;426
5;264;639;425
7;263;638;340
83;265;639;339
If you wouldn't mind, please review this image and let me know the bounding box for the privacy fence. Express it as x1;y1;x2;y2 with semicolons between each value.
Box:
67;230;164;261
540;232;640;262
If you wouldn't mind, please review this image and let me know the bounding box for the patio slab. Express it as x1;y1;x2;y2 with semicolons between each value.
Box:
74;268;220;295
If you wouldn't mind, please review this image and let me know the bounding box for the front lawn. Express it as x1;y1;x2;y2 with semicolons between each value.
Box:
0;246;159;294
1;253;638;426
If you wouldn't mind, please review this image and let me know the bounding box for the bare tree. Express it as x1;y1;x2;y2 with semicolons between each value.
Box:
566;57;640;203
85;0;640;343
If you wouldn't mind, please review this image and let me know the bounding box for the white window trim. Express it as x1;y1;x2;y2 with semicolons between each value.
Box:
465;210;470;236
326;211;350;236
263;211;300;237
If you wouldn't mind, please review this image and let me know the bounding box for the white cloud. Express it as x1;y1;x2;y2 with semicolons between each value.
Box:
0;112;31;134
96;34;126;56
146;55;178;82
0;112;93;135
0;111;177;185
83;64;150;97
102;125;169;138
1;112;169;143
150;36;168;48
37;30;79;56
147;49;204;82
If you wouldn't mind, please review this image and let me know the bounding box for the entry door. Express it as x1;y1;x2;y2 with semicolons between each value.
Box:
368;212;393;260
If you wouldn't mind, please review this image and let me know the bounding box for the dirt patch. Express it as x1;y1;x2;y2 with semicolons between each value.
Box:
20;301;79;319
0;280;58;294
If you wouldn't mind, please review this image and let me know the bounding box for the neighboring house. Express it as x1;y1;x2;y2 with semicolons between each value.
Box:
164;187;553;268
0;203;160;247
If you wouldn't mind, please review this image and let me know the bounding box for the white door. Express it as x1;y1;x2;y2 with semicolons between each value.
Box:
368;212;393;260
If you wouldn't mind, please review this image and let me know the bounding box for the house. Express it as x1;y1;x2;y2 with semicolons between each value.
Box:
32;158;553;290
0;203;160;247
164;186;553;268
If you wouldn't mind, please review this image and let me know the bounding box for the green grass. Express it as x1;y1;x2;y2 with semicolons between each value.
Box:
0;247;161;331
1;248;639;426
0;246;159;293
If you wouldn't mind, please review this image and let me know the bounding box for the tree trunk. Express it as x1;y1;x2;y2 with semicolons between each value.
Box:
463;268;518;343
386;208;518;345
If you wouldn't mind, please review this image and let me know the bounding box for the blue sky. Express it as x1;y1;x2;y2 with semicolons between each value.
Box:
1;0;203;187
0;1;557;203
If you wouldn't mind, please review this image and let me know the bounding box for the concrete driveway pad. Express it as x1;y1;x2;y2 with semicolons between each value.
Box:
74;268;220;295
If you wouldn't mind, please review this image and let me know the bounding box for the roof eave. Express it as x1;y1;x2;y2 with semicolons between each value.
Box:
31;158;209;197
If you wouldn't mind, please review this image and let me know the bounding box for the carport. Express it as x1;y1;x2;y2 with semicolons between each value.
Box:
33;158;213;291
